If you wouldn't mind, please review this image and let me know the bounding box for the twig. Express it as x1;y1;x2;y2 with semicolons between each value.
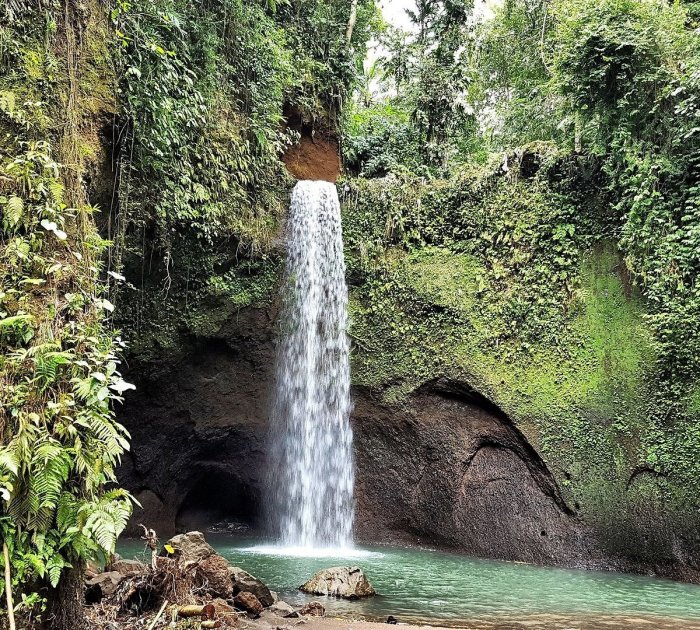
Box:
147;598;168;630
3;541;16;630
139;524;159;570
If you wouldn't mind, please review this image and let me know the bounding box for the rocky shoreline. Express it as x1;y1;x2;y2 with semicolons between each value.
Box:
85;531;375;629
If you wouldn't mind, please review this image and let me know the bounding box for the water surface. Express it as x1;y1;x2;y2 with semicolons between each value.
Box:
120;536;700;627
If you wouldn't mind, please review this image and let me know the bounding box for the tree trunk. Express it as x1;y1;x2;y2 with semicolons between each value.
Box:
43;565;86;630
346;0;359;44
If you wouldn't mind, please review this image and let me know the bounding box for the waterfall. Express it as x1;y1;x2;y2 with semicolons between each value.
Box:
268;180;354;549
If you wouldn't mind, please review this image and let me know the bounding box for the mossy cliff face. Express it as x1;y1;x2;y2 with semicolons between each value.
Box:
340;157;700;578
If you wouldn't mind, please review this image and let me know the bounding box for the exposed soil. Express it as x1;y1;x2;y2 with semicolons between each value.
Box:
282;106;341;182
283;133;341;183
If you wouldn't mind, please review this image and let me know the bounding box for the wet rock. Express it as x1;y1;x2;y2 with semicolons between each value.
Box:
300;567;375;599
269;601;296;617
387;616;398;624
162;531;215;565
84;571;124;602
298;602;325;617
230;566;274;606
234;591;264;617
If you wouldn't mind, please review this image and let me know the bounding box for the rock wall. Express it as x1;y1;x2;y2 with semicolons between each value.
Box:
353;378;595;567
117;281;700;580
118;309;276;536
119;308;595;568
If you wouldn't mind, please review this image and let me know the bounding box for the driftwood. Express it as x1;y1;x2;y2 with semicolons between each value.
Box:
90;527;239;628
3;542;16;630
177;604;206;617
146;599;168;630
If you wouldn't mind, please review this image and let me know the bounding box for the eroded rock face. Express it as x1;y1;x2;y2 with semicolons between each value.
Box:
116;318;592;566
353;379;591;566
116;307;700;581
118;308;276;538
300;566;375;599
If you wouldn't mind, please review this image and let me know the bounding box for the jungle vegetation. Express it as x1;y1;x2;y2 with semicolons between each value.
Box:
0;0;699;627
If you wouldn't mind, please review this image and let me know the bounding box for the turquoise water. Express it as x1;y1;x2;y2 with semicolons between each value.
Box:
119;537;700;626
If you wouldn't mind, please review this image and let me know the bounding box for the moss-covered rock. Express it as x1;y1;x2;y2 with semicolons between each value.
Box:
340;164;699;567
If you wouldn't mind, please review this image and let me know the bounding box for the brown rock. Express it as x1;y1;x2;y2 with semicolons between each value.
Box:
162;531;215;565
196;554;234;598
230;566;274;606
298;602;325;617
234;591;264;617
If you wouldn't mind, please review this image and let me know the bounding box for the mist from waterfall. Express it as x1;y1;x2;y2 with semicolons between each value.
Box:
268;180;354;550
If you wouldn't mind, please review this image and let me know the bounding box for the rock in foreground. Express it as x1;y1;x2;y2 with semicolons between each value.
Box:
230;566;274;606
234;591;264;617
300;566;375;599
162;530;215;565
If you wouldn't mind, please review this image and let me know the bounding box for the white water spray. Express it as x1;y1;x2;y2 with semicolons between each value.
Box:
268;180;354;550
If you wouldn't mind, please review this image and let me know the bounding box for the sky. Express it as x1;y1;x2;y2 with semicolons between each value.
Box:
376;0;499;31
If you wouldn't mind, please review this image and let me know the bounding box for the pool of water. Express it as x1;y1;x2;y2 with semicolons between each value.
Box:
119;536;700;627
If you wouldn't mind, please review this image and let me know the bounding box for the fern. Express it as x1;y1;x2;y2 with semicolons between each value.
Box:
48;181;64;206
3;195;23;230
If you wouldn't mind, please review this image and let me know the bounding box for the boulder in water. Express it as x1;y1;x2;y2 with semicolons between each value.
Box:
230;566;274;606
300;566;375;599
234;591;264;617
162;531;215;565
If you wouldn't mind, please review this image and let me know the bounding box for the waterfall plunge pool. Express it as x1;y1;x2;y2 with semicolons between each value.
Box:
119;536;700;628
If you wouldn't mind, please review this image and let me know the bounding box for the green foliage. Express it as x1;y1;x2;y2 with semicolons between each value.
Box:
345;0;700;519
0;98;132;611
343;103;423;177
112;0;381;357
342;170;654;523
0;3;133;616
274;0;380;119
343;1;480;176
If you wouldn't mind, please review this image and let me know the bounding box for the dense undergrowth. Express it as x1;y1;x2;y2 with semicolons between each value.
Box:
340;0;700;558
0;1;131;624
110;0;379;360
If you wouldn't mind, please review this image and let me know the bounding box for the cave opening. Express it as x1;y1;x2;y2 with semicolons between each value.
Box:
175;468;260;533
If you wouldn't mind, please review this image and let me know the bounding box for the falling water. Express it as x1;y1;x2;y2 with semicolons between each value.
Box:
268;180;354;550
